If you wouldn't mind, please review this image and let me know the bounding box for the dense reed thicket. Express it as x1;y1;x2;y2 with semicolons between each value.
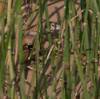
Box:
0;0;100;99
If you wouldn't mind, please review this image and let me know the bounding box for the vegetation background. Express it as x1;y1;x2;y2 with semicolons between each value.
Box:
0;0;100;99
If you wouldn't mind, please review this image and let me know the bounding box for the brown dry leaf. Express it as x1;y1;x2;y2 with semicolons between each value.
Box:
0;2;5;15
43;41;49;49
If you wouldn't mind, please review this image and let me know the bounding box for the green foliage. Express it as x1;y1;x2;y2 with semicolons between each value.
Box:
0;0;100;99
